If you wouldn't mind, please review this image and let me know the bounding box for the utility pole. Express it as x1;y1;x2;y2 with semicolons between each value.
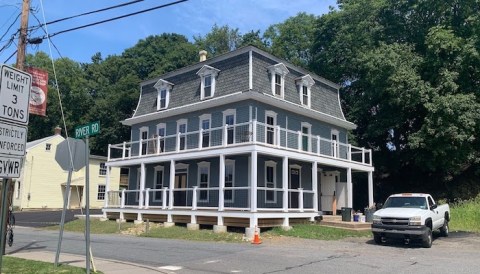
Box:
16;0;31;70
1;0;30;257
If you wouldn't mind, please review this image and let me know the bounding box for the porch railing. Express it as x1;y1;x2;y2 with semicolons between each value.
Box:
105;186;315;212
108;121;372;166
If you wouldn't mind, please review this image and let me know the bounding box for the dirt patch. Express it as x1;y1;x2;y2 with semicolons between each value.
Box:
121;222;163;236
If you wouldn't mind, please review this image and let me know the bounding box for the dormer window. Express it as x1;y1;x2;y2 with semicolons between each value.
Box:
295;74;315;108
267;63;289;98
154;79;174;110
197;65;220;100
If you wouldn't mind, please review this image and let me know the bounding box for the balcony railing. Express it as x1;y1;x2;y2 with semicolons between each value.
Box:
105;186;315;212
108;121;372;166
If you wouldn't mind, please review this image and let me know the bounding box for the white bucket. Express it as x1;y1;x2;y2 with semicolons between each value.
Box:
360;215;366;223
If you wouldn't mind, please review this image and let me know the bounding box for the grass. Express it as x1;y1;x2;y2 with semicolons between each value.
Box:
45;219;136;234
449;194;480;233
141;225;245;242
2;256;98;274
264;224;372;240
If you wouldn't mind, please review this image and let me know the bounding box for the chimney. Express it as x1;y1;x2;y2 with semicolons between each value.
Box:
199;50;207;62
54;126;62;135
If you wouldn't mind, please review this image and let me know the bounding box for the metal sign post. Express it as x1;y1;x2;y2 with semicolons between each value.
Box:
74;121;100;274
0;179;9;270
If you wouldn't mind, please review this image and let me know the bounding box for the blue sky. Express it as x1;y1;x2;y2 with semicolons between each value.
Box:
1;0;337;64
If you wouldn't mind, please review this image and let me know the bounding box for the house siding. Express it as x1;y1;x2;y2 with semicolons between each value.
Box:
134;52;250;117
251;51;344;120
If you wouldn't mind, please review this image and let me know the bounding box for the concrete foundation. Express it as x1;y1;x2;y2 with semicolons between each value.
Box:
134;220;144;225
213;225;227;233
163;222;175;228
187;223;200;230
116;219;126;223
281;225;292;231
99;217;109;222
245;227;260;241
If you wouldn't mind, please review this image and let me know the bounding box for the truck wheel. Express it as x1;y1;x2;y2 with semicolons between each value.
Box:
440;220;449;237
422;228;432;248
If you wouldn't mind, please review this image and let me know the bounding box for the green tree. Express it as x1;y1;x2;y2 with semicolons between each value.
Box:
312;0;480;199
194;24;242;57
263;12;318;68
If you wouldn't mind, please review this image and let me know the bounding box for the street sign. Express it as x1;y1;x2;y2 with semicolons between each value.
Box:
0;65;32;125
55;138;87;171
0;155;22;178
0;121;27;157
75;121;100;139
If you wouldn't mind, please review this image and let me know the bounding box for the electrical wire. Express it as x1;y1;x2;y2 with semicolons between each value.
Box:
0;13;21;42
39;0;189;39
3;49;17;63
39;0;75;171
40;0;145;26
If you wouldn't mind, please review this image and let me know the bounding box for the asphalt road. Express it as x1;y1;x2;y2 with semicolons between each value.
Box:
6;226;480;273
13;209;103;227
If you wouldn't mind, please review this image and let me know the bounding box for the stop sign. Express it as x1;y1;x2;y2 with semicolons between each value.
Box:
55;137;87;171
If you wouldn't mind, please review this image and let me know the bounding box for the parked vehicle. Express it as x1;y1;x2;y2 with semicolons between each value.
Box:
371;193;450;248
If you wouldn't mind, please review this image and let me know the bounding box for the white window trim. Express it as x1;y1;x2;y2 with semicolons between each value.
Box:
223;109;236;144
153;165;164;202
177;119;187;150
154;79;174;110
197;65;220;100
99;162;107;176
265;160;277;203
289;164;302;190
301;122;312;152
139;126;149;155
197;161;210;202
135;167;141;202
97;184;106;201
331;129;340;157
199;114;212;148
156;123;166;153
267;63;289;99
296;74;314;108
224;159;235;203
265;110;277;145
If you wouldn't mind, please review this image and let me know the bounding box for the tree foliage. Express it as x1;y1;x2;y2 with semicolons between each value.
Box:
312;0;480;199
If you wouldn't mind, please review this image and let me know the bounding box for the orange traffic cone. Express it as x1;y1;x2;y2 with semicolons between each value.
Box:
251;227;262;245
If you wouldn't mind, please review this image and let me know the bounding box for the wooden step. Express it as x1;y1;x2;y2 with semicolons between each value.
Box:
319;220;372;231
321;215;342;222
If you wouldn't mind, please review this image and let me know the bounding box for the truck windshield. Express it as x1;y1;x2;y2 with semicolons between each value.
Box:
383;197;427;209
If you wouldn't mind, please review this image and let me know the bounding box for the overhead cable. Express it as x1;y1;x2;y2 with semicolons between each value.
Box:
40;0;188;39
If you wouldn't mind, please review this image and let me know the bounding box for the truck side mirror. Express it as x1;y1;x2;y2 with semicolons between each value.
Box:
430;204;437;210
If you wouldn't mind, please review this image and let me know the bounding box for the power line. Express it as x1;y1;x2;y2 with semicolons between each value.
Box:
38;0;189;39
0;13;21;42
41;0;145;26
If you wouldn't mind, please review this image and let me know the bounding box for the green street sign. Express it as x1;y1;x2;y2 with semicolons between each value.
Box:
75;121;100;139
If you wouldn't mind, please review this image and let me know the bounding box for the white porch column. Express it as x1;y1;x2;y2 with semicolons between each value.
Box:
368;171;374;207
282;156;288;212
250;151;257;212
312;162;318;212
347;167;353;208
219;154;225;211
139;163;146;209
103;166;111;218
169;160;175;209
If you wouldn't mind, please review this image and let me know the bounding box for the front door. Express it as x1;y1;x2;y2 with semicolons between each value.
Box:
174;173;187;206
289;168;300;208
320;173;336;212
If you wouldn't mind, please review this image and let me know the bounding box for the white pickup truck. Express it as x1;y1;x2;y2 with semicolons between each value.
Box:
371;193;450;248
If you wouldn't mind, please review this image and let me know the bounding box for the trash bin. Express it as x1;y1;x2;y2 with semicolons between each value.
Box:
341;207;352;222
364;208;375;222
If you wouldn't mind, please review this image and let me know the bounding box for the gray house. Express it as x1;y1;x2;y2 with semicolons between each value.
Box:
103;46;374;234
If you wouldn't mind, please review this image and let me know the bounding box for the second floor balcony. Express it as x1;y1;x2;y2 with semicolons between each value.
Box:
108;121;372;166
